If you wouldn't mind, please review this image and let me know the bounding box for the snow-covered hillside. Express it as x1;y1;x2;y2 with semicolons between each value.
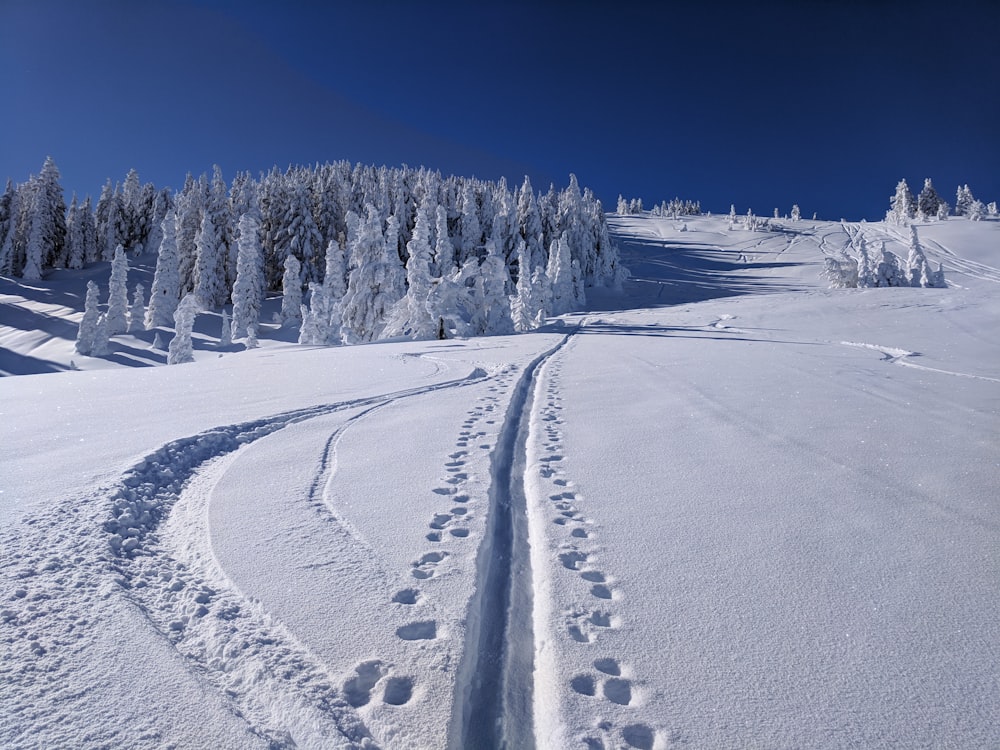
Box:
2;214;998;749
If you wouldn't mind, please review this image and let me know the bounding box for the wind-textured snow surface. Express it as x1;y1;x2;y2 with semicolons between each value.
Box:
2;215;999;748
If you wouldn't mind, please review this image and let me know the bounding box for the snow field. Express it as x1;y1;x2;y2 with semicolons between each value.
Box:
2;212;999;748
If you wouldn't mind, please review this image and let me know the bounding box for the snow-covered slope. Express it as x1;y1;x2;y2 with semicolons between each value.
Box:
2;215;998;749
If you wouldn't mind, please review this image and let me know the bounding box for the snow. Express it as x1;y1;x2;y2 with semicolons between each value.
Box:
2;214;999;749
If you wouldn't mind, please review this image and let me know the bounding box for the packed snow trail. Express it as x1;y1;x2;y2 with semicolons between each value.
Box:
451;329;575;750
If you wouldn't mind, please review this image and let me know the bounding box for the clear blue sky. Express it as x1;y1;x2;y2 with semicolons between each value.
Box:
2;0;998;220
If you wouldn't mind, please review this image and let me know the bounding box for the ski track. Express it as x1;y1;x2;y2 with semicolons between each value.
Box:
840;341;1000;383
525;331;656;750
2;365;502;749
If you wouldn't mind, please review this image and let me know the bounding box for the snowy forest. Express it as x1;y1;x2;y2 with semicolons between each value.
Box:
0;159;626;352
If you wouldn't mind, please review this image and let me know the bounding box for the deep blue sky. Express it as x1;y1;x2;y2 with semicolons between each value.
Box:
2;0;998;220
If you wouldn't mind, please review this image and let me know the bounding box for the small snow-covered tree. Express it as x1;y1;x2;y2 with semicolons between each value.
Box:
167;294;201;365
888;179;915;225
106;244;129;334
245;324;259;349
280;253;303;326
298;282;332;345
955;184;975;217
791;204;801;221
616;195;628;214
219;308;232;347
905;225;931;287
92;313;110;356
546;235;575;315
230;213;264;340
968;200;985;221
128;283;145;332
146;208;180;329
76;281;101;355
856;235;876;287
874;243;907;287
988;201;998;218
917;178;942;219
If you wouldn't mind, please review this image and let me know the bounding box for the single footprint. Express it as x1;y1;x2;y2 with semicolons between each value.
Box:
581;570;606;583
411;551;449;579
343;660;387;708
594;657;621;676
449;527;469;538
571;528;590;539
559;551;588;570
591;584;614;600
429;513;453;530
382;676;414;706
392;588;420;605
603;678;632;706
571;674;596;696
621;724;655;749
396;620;437;640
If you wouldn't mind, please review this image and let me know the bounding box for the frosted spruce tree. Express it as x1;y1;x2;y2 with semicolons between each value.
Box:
888;179;915;225
917;178;942;219
510;241;546;332
219;308;232;347
546;235;575;315
433;204;454;276
146;208;180;329
106;244;130;334
193;209;227;309
75;281;101;355
230;214;264;341
91;313;110;356
340;210;405;343
855;235;876;288
384;203;438;339
279;253;303;326
128;283;145;332
167;294;201;365
298;283;332;345
20;190;46;280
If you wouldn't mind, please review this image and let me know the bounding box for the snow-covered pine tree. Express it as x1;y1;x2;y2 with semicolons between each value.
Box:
219;308;232;347
76;281;101;355
433;204;455;276
874;243;907;287
106;244;129;334
546;235;575;315
36;156;68;269
888;179;915;225
128;283;145;332
20;189;46;280
230;213;265;341
175;174;203;293
510;240;546;332
917;178;942;219
146;208;180;329
193;209;227;309
475;236;514;336
384;202;438;340
339;208;406;343
0;181;18;276
955;184;975;217
245;324;259;349
791;204;801;221
968;200;985;221
65;194;86;269
856;235;876;287
459;182;482;264
80;196;100;264
906;225;931;287
92;313;110;356
167;294;201;365
280;253;303;326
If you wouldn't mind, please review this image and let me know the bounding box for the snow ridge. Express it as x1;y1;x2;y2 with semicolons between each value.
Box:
450;330;575;750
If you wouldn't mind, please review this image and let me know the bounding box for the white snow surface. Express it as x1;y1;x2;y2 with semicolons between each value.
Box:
2;215;999;749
